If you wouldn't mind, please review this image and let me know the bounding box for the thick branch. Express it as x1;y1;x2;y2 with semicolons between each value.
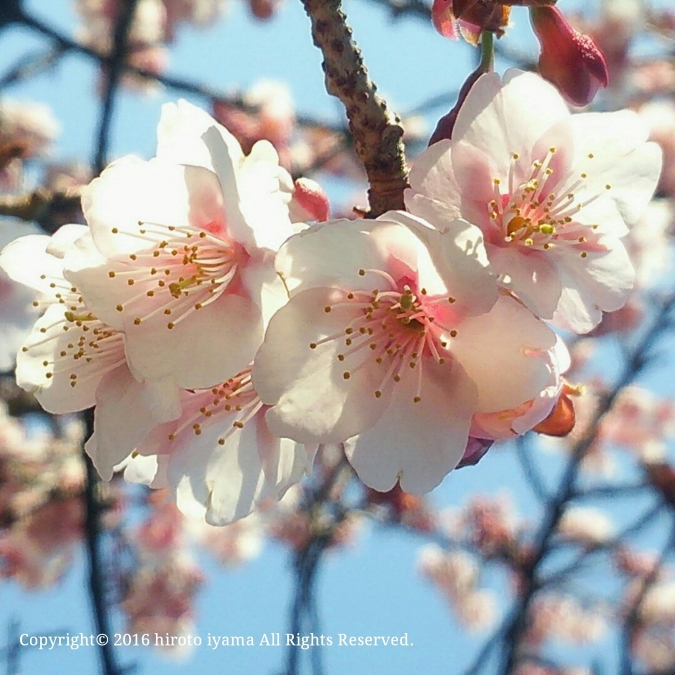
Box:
301;0;409;217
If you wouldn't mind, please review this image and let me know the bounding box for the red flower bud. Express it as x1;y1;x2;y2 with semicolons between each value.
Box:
530;6;609;106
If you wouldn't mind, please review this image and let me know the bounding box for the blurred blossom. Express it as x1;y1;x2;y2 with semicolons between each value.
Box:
122;501;204;647
0;99;60;160
600;386;675;462
639;100;675;198
418;545;496;631
189;510;264;566
625;198;674;289
632;629;675;671
558;507;614;547
213;80;295;169
440;493;520;558
525;594;608;646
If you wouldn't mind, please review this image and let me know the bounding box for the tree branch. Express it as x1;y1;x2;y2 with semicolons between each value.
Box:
300;0;409;217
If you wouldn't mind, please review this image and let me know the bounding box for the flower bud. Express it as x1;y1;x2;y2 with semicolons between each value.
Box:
530;6;609;106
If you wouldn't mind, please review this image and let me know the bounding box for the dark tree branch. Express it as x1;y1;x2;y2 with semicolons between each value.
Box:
300;0;409;217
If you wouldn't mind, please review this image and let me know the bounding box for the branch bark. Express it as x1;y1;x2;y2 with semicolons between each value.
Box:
301;0;409;217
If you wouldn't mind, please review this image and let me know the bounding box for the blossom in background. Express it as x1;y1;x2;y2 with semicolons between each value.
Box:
65;100;295;391
407;70;661;333
418;545;497;631
252;211;559;493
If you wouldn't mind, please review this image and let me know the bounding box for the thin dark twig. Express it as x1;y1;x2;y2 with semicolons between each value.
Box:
93;0;139;173
4;618;21;675
0;46;65;91
83;410;120;675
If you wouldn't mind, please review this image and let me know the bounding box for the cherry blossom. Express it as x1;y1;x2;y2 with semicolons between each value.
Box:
64;100;295;391
0;225;182;480
407;69;662;333
252;211;559;493
122;365;313;525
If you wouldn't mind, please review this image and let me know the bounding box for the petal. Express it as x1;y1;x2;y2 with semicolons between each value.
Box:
15;304;123;413
82;158;225;258
123;291;263;389
122;452;169;488
488;245;562;320
345;358;477;494
452;69;571;173
253;287;392;444
406;140;464;210
452;294;557;413
156;99;244;171
551;237;634;333
381;210;498;317
569;111;662;227
236;140;295;252
86;365;182;481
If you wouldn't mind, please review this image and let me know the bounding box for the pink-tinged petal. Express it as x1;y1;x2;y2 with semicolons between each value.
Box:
83;158;225;258
259;437;314;497
156;99;244;171
489;245;561;320
406;139;463;208
452;295;557;413
552;237;634;333
345;358;477;494
124;291;263;389
86;366;182;481
253;287;392;444
276;217;447;297
240;254;290;327
170;419;267;525
452;70;570;172
168;409;307;525
0;274;38;372
379;210;498;317
431;0;459;38
569;112;662;227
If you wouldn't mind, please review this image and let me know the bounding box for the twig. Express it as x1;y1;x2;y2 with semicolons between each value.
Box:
300;0;409;217
499;290;675;675
619;524;675;675
93;0;139;174
83;441;120;675
0;188;82;232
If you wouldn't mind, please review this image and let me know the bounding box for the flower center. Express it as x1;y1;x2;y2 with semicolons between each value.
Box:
107;220;245;330
25;278;126;389
312;269;459;403
487;146;610;260
166;367;264;446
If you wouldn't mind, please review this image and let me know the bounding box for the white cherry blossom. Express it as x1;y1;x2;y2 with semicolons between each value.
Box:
64;100;295;390
407;69;662;333
252;212;559;493
123;366;313;525
0;226;181;480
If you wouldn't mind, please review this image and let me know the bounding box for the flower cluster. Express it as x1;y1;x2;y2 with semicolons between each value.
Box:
0;70;661;525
